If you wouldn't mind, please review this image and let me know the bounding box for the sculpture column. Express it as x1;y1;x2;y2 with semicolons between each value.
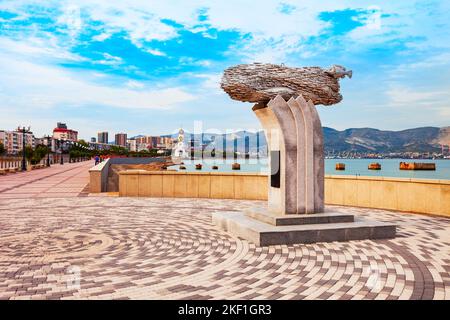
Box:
253;94;324;215
213;63;395;246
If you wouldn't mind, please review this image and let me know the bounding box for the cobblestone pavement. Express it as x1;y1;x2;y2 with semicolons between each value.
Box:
0;196;448;300
0;161;92;199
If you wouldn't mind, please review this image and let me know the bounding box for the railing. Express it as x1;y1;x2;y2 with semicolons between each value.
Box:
0;157;21;171
0;157;49;173
0;155;82;173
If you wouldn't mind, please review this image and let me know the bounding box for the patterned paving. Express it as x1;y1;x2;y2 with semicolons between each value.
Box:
0;161;92;199
0;196;448;300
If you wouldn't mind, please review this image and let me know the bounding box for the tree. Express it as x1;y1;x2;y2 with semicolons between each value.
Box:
24;145;34;161
34;144;48;160
0;142;5;156
109;145;129;156
77;139;89;147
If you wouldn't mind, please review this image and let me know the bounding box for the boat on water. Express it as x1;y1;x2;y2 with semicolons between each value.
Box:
399;162;436;170
368;163;381;170
335;163;345;170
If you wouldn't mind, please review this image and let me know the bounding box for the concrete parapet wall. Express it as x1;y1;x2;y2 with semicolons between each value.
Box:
108;157;166;165
89;158;111;193
119;170;268;200
324;175;450;217
118;171;450;217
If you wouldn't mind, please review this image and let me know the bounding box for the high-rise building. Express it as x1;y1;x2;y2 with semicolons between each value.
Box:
90;137;96;143
98;132;109;144
1;130;35;155
161;136;174;149
52;122;78;141
151;136;161;148
115;133;127;146
133;135;174;149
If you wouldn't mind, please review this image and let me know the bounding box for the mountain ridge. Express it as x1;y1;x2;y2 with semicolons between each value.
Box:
134;126;450;154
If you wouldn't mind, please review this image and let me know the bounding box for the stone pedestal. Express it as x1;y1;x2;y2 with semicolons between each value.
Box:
213;209;396;246
212;94;396;246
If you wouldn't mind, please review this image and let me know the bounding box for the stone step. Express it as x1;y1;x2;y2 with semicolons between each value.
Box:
245;208;354;226
213;211;396;246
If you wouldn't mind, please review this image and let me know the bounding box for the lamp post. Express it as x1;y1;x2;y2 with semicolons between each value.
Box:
69;142;73;163
45;135;51;167
59;139;64;165
18;126;31;171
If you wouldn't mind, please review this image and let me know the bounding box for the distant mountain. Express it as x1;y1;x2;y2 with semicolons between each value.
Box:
166;126;449;154
323;126;449;153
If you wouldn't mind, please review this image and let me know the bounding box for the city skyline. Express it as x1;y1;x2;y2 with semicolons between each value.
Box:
0;1;449;140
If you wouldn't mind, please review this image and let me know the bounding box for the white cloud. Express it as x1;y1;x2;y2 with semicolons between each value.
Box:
385;50;450;109
0;36;84;62
193;73;222;91
178;57;212;67
0;54;196;110
386;86;450;107
97;52;123;65
145;48;167;57
92;32;112;42
57;4;82;38
125;80;145;89
1;0;450;133
2;1;450;63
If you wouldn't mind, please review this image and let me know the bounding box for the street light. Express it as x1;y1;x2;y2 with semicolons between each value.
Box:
60;139;64;165
17;126;31;171
45;135;51;167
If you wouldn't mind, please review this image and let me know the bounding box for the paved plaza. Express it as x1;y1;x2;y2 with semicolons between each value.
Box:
0;164;449;300
0;161;91;199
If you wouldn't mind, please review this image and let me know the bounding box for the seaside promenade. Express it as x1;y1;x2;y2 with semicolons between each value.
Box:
0;161;92;199
0;163;448;299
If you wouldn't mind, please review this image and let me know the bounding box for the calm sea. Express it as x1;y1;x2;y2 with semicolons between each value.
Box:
170;158;450;180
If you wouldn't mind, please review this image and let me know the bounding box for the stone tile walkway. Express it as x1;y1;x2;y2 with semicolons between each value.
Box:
0;196;448;300
0;161;92;199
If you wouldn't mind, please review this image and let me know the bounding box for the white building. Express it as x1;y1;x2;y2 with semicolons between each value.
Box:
127;139;137;152
53;122;78;141
172;128;188;158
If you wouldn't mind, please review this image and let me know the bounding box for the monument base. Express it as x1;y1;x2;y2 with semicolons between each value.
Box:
212;208;396;246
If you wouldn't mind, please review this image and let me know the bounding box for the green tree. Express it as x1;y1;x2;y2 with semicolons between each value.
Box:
24;145;34;161
109;145;129;156
34;144;48;159
77;139;89;147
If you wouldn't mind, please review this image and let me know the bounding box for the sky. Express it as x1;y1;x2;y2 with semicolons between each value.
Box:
0;0;449;140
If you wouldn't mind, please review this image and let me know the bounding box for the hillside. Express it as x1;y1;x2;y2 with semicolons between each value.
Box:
164;126;449;154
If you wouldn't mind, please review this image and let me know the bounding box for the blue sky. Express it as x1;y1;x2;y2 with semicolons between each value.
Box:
0;0;449;140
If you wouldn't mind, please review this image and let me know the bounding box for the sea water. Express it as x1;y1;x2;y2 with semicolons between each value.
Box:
169;158;450;180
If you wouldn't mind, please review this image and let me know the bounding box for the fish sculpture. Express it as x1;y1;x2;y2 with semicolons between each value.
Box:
221;63;352;105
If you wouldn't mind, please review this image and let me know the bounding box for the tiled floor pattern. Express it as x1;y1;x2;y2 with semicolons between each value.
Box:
0;197;448;300
0;161;92;199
